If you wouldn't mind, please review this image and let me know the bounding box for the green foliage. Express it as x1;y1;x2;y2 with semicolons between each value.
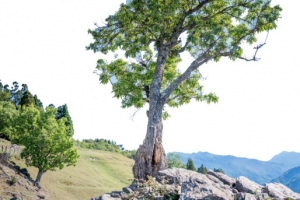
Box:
0;81;44;110
214;168;225;174
122;149;137;159
167;153;186;169
54;104;74;137
186;158;196;171
88;0;282;118
9;175;17;186
0;101;18;139
197;164;208;174
76;138;136;159
0;80;11;101
77;139;121;152
9;81;22;107
19;90;35;107
12;105;79;184
34;94;44;109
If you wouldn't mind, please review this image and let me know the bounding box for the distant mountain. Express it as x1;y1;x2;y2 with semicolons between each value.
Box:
269;151;300;169
174;151;300;185
272;166;300;193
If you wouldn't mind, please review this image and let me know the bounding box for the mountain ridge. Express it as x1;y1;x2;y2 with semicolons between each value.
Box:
173;151;300;185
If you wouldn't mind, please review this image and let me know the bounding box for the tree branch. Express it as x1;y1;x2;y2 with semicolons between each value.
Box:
238;32;269;61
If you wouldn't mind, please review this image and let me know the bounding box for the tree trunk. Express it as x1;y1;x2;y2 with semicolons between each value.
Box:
35;169;44;188
133;44;170;180
132;99;168;179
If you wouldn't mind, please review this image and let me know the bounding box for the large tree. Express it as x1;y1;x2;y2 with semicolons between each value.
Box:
13;106;79;188
87;0;282;179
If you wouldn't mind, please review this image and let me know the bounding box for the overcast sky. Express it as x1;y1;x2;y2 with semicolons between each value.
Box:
0;1;299;161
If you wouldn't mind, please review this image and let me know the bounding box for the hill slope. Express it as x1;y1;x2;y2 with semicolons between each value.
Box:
272;166;300;193
0;139;134;200
175;151;300;185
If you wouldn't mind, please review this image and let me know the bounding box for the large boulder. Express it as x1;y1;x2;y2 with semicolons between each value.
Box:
158;168;234;200
263;182;300;199
236;176;262;194
208;170;236;187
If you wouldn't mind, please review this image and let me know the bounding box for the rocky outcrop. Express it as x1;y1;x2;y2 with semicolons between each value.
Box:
236;176;262;194
263;183;300;199
92;168;300;200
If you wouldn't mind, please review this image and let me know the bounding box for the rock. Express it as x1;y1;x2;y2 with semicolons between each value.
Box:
236;192;256;200
110;191;121;198
93;168;300;200
37;191;46;199
208;170;236;187
263;182;300;199
122;187;133;194
256;192;269;200
158;168;234;200
236;176;262;194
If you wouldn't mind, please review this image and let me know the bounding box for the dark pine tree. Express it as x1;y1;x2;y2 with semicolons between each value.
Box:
55;104;74;137
197;164;208;174
186;158;196;171
34;95;43;109
19;90;35;107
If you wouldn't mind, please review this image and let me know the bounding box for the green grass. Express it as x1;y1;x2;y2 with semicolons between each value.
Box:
9;146;134;200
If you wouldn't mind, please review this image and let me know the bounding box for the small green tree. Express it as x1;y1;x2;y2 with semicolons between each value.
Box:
13;105;79;188
214;168;225;174
197;164;208;174
167;153;186;169
186;158;196;171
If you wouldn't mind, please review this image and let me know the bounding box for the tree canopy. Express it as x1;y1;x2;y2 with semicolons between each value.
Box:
13;105;79;187
88;0;281;117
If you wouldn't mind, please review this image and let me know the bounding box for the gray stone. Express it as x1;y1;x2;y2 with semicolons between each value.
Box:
237;192;256;200
236;176;262;194
159;168;234;200
263;183;300;199
122;187;133;194
100;193;120;200
256;192;269;200
208;170;236;187
93;168;300;200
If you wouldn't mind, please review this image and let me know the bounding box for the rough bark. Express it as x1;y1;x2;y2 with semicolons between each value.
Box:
35;170;44;188
132;114;167;180
133;45;169;180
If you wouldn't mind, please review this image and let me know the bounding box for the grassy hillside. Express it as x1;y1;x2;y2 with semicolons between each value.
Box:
0;139;134;200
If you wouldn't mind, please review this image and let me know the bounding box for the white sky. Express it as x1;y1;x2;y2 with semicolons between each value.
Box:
0;1;299;161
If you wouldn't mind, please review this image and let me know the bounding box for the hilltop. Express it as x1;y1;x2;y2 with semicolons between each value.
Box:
0;139;134;199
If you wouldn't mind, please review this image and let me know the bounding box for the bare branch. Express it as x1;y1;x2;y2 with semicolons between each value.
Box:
239;32;269;61
130;108;141;121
